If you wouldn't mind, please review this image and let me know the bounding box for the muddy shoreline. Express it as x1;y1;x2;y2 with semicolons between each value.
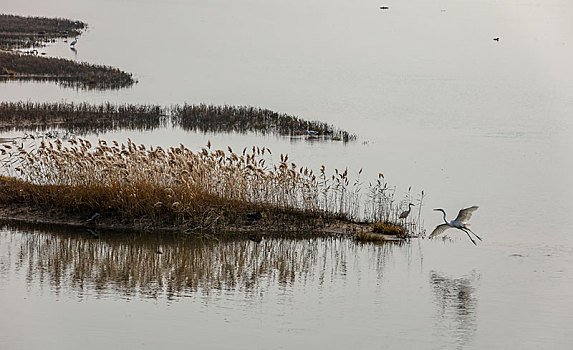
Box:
0;203;404;242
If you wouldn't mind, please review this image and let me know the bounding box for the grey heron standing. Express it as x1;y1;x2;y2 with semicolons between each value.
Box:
429;206;481;245
399;203;415;219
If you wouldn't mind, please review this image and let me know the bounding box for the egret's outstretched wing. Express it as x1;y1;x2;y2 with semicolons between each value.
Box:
429;224;452;239
454;206;478;224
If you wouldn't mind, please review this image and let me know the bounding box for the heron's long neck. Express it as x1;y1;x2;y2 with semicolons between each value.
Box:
441;211;448;223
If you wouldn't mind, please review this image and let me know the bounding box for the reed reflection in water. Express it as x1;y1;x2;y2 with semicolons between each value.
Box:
0;223;402;301
430;270;480;349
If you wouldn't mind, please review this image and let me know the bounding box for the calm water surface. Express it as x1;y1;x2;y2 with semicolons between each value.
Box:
1;0;572;348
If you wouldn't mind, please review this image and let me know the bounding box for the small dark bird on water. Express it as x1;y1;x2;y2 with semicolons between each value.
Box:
493;37;500;41
380;6;389;10
86;212;101;225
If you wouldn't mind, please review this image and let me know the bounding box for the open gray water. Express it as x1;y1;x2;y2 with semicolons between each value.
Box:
1;0;572;348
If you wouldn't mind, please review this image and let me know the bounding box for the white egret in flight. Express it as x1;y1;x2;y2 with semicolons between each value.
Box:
429;206;481;245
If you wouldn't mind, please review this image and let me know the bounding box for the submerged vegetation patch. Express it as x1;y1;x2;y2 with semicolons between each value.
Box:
0;101;355;140
0;13;134;89
0;138;418;236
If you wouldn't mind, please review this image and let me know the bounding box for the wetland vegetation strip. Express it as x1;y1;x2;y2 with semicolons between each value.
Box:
172;104;356;141
0;101;165;133
0;13;85;49
0;138;418;237
0;13;134;89
0;101;355;140
0;51;135;89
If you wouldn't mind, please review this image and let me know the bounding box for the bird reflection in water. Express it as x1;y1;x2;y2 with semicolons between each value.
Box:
430;270;479;348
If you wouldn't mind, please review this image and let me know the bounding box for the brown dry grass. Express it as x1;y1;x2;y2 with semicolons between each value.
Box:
0;138;418;235
371;221;407;236
0;139;339;232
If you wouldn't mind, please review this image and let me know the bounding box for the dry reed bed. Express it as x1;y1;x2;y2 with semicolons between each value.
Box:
0;101;355;140
0;51;135;89
0;138;415;234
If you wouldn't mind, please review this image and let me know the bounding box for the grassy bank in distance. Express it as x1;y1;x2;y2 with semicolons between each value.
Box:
0;101;356;140
0;138;418;237
0;13;135;89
